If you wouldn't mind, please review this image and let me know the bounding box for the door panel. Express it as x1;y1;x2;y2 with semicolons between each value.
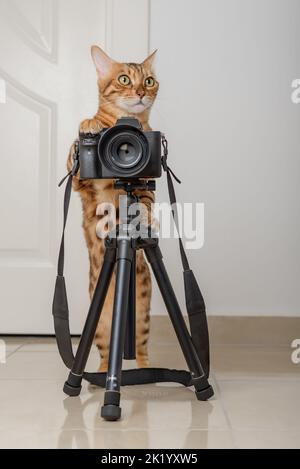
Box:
0;0;107;332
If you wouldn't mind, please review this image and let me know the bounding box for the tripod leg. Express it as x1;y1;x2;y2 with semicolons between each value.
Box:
124;251;136;360
144;245;213;401
63;244;116;396
101;238;133;421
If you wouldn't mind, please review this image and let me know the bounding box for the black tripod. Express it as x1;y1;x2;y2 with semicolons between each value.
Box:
61;179;213;421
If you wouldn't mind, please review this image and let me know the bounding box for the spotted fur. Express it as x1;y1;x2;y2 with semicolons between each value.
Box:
67;46;159;371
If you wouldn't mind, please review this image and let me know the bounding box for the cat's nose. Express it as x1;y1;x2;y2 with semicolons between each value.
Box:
136;88;145;98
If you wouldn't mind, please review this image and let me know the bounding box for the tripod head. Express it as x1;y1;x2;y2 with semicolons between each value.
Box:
112;179;156;235
114;179;156;195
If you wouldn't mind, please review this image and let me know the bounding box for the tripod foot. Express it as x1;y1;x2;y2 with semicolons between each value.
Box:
101;404;121;421
195;385;214;401
63;372;82;396
63;381;82;397
101;390;121;421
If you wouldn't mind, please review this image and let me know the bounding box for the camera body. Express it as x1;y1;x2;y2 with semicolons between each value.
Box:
79;117;162;179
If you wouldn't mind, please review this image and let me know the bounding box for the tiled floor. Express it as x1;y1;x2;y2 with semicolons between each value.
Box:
0;335;299;449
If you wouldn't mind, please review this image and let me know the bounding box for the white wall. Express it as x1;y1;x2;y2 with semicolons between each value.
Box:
148;0;300;317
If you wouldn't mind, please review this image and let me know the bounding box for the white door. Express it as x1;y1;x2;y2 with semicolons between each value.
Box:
0;0;150;333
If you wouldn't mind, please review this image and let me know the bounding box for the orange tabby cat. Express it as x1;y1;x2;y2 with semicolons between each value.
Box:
67;45;159;371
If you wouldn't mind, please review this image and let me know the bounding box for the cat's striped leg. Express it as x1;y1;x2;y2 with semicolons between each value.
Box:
87;236;114;374
94;276;115;373
135;251;151;368
94;253;151;372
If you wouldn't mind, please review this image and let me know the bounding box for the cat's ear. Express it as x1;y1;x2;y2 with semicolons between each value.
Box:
142;49;158;68
91;45;115;78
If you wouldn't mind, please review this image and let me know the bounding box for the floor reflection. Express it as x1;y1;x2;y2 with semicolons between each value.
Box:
57;383;214;449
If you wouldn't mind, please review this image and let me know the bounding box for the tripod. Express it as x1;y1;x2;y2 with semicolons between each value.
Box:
61;180;213;421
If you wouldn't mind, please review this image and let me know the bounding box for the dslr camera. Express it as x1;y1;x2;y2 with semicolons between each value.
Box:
79;117;162;179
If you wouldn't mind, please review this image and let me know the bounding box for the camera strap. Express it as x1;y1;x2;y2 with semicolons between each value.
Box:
52;137;210;386
161;136;210;378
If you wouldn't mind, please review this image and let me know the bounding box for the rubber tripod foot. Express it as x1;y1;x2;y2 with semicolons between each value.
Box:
63;381;82;397
195;385;214;401
101;404;121;421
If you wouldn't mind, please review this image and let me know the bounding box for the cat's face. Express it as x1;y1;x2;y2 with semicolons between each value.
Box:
91;46;159;115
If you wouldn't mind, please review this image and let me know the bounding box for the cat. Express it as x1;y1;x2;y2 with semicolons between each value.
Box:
67;45;159;371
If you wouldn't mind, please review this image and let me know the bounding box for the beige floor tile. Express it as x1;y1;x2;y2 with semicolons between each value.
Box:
0;350;101;380
0;428;234;449
217;379;300;431
2;344;22;358
233;430;300;449
148;317;178;345
19;338;178;358
0;337;24;356
149;346;186;369
0;337;25;345
77;383;226;431
20;342;65;352
19;337;79;352
59;428;234;449
11;340;205;377
16;337;193;370
212;346;300;380
0;377;226;433
2;337;299;448
6;345;22;355
0;346;188;381
0;380;71;432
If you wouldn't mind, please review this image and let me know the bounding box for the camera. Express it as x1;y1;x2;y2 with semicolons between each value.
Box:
78;117;162;179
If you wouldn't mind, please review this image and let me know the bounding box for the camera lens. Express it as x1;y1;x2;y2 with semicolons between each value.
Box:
111;134;143;169
98;125;150;176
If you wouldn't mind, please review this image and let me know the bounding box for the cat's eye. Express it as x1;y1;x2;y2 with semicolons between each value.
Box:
145;76;155;87
118;75;131;86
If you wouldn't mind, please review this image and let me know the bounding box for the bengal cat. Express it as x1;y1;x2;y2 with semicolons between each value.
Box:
67;45;159;371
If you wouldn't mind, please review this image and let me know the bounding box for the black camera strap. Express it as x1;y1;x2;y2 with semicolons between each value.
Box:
161;136;210;378
52;138;210;387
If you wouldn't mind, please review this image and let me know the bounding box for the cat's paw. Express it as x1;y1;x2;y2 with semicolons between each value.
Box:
79;118;102;134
